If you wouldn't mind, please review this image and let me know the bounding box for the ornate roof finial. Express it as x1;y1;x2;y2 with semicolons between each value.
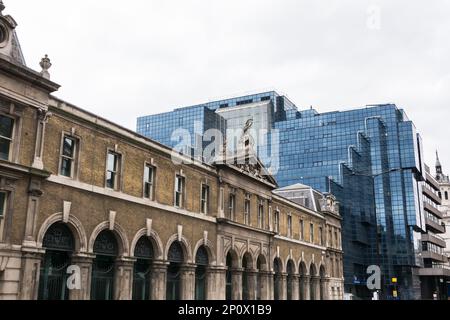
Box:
0;1;5;15
39;54;52;80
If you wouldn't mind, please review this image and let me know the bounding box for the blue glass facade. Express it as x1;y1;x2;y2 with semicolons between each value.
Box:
137;92;427;299
275;104;426;299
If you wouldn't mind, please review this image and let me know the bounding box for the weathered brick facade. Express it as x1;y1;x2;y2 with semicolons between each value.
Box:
0;4;343;300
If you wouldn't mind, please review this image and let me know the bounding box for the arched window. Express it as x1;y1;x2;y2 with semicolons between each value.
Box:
256;255;267;300
319;266;326;300
167;241;184;300
195;246;209;300
287;260;295;300
310;264;317;300
438;192;442;199
446;191;449;200
91;230;118;300
273;258;282;300
38;223;75;300
242;253;252;300
299;262;307;300
225;252;233;300
133;237;153;300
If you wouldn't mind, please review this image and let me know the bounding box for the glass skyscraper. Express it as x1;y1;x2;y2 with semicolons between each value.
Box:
137;92;429;299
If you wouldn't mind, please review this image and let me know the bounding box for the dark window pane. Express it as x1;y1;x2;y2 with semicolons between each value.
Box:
144;183;151;198
0;138;10;160
0;192;6;217
62;137;75;157
60;158;72;177
0;116;14;138
106;172;115;189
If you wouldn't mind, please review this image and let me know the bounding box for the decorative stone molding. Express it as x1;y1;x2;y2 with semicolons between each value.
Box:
88;221;130;256
129;227;164;260
62;201;71;223
146;218;153;237
109;211;116;231
36;212;88;252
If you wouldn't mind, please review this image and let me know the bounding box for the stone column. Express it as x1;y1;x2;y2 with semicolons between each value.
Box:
151;260;168;300
114;257;135;300
231;268;243;300
180;264;196;300
18;248;44;300
69;253;94;300
207;266;226;300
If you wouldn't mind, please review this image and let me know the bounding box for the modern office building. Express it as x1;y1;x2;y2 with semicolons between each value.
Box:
418;164;448;299
138;90;444;299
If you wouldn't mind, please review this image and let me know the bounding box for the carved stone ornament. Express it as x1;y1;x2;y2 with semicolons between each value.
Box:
39;54;52;80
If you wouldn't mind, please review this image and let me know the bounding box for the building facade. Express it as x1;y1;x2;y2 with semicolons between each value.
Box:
0;4;344;300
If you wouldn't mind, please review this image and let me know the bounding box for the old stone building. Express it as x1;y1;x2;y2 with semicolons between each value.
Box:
0;3;344;300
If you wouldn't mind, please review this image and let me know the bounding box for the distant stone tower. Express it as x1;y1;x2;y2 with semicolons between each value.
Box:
0;1;26;66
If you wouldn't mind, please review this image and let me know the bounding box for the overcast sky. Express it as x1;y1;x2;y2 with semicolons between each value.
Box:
6;0;450;173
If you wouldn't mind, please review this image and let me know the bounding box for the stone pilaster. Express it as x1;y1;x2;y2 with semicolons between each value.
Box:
245;270;258;300
231;268;243;300
206;266;226;300
321;278;330;300
280;274;288;300
151;260;168;300
180;264;196;300
289;275;299;300
32;109;52;170
69;253;94;300
302;276;310;300
114;257;135;300
18;248;44;300
258;271;271;300
23;179;44;246
310;276;320;300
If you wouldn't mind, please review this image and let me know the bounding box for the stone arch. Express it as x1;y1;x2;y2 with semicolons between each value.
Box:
309;262;318;276
286;259;296;275
309;262;319;300
298;260;308;276
256;253;269;272
224;247;240;268
298;260;309;300
130;228;164;260
37;212;88;253
242;252;254;269
193;238;216;266
319;263;327;278
285;256;298;274
88;221;130;256
164;234;193;263
272;255;285;273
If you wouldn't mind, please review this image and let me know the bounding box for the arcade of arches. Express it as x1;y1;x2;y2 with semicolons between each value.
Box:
33;220;343;300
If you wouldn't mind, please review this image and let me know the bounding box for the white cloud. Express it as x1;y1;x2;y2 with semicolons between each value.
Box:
6;0;450;172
